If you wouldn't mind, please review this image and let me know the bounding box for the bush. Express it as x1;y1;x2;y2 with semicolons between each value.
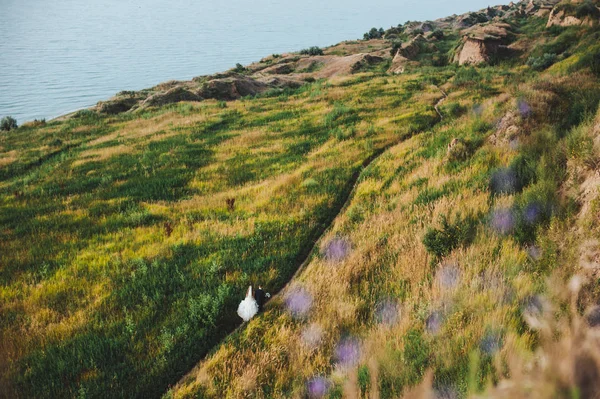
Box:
390;40;403;57
527;53;558;71
0;116;18;131
576;0;600;19
300;46;324;56
442;102;467;119
233;63;247;73
358;365;371;395
364;27;385;40
423;213;479;259
431;29;444;39
453;67;482;87
573;45;600;76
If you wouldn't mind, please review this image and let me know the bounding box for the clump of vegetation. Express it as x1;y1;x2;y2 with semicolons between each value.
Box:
442;102;467;119
1;116;18;131
422;213;479;259
571;44;600;76
527;53;558;71
233;63;247;73
300;46;324;56
390;40;403;56
576;0;600;19
363;27;385;40
431;29;444;39
453;67;482;87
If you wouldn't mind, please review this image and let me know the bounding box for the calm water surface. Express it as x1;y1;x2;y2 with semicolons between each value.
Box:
1;0;498;123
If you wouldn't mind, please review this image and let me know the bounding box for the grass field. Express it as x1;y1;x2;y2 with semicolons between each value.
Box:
0;71;446;397
2;8;600;399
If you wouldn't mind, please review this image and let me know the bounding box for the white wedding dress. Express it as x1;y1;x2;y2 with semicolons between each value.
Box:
237;286;258;321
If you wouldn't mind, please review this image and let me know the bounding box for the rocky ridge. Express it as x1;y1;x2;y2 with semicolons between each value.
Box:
84;0;597;117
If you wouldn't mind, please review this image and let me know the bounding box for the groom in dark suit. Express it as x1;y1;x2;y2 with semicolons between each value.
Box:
254;285;269;311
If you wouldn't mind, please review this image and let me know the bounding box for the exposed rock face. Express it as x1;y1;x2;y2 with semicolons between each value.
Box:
455;22;512;65
398;34;427;59
490;111;522;145
350;54;385;73
388;52;410;74
453;12;489;29
261;63;295;75
546;4;598;28
141;87;201;107
97;96;142;114
457;38;501;65
198;76;269;101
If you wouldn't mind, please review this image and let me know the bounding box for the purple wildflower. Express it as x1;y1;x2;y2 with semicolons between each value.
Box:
491;208;515;235
335;337;361;367
375;299;400;326
285;287;312;318
307;376;330;398
323;237;351;262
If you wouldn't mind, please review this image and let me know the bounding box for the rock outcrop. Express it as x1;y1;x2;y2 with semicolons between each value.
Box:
454;22;512;65
197;75;269;101
349;54;386;73
141;87;201;108
388;52;411;74
490;110;522;145
97;95;143;114
456;38;500;65
546;2;600;28
398;34;427;59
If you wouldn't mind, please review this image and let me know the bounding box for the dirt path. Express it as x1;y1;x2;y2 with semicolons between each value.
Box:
170;84;449;394
433;85;448;121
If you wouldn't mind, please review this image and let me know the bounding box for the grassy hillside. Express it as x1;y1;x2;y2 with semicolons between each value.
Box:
1;68;443;397
168;14;600;399
2;2;600;399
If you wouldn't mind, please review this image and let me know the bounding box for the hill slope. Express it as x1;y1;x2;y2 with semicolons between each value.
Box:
2;1;600;398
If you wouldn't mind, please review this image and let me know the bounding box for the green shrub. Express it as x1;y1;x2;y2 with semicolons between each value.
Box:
573;45;600;76
364;27;385;40
512;181;558;244
300;46;324;56
390;40;403;57
527;53;558;71
233;63;247;73
423;213;479;259
402;329;430;385
576;0;600;19
431;29;445;39
542;29;577;55
453;67;482;87
442;102;467;118
1;116;18;131
358;365;371;395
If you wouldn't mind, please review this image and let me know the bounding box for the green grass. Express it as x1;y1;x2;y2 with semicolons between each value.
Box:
3;10;600;399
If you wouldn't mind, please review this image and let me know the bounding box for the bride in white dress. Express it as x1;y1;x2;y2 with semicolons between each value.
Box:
237;285;258;321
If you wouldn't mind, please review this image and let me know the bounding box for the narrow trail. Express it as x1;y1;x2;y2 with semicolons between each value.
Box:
433;85;448;121
171;85;449;394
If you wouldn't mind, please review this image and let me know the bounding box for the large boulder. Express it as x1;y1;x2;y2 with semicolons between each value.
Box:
456;38;500;65
350;54;386;73
97;96;141;114
388;52;411;74
398;34;427;59
198;75;269;101
454;22;512;65
140;87;201;108
261;62;296;75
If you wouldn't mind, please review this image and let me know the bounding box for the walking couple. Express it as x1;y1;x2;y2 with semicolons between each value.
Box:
237;285;270;321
